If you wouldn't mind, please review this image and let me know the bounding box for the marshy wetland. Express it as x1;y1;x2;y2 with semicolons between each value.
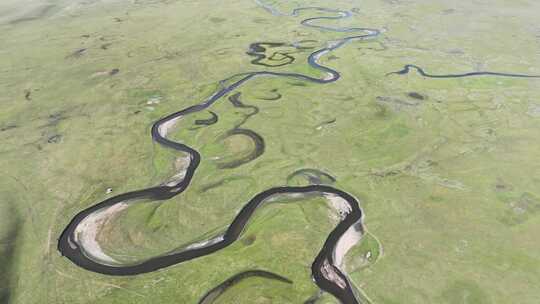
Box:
1;0;540;303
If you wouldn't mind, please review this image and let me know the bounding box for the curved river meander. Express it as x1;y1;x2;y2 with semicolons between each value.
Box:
57;2;540;304
58;4;377;304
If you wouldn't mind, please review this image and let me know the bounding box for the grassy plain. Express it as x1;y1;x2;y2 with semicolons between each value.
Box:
1;0;540;303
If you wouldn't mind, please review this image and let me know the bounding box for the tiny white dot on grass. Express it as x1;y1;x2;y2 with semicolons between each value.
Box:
147;96;162;105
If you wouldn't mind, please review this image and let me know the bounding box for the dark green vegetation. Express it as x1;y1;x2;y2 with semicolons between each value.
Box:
1;0;540;303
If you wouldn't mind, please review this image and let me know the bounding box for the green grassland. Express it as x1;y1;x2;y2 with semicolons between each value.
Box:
1;0;540;303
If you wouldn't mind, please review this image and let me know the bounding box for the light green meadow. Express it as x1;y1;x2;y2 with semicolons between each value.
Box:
1;0;540;303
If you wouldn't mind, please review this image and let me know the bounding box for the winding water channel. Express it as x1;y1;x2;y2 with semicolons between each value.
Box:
388;64;540;78
57;4;380;304
56;1;540;303
198;270;293;304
